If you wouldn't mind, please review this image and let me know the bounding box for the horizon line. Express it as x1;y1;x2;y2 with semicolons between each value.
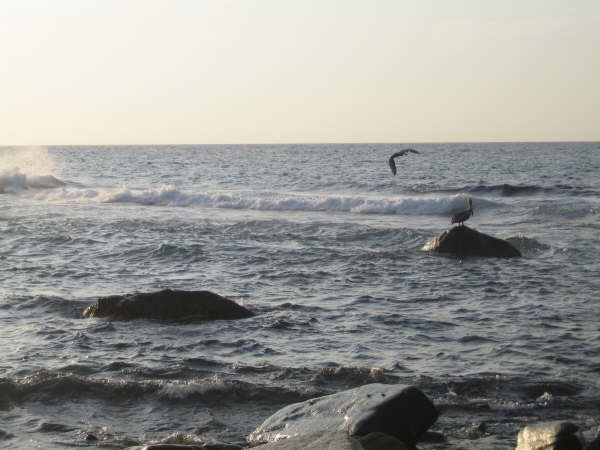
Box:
2;139;599;147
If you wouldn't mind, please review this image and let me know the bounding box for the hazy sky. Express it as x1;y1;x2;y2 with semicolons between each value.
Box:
1;1;599;144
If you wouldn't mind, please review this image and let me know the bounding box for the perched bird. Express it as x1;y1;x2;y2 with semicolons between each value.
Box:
388;148;419;175
451;197;473;226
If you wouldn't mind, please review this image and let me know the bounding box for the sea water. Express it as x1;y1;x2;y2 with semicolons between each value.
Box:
1;143;599;449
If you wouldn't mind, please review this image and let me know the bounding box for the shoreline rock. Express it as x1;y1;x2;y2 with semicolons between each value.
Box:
516;421;584;450
247;383;438;448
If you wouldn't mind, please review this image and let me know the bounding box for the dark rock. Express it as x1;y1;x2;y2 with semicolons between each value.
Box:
82;289;254;321
516;421;584;450
247;383;438;447
356;432;410;450
422;225;521;258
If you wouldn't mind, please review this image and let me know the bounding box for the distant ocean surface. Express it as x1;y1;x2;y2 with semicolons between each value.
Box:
1;143;599;449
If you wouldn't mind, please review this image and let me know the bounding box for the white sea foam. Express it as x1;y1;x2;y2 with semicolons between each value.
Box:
0;169;65;194
31;184;479;216
0;147;65;193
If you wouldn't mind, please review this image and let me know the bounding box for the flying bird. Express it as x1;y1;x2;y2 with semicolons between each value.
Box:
388;149;419;176
450;197;474;226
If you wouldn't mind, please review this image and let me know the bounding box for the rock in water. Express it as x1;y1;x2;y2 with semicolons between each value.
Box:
247;383;438;447
516;421;584;450
82;289;254;321
422;225;521;258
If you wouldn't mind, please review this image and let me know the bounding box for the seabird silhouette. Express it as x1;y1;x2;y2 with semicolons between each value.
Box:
388;149;419;176
450;197;473;226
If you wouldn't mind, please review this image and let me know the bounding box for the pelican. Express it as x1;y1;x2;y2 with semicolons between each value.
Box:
450;197;473;226
388;148;419;176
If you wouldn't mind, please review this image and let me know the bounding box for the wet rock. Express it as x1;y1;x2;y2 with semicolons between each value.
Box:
82;289;254;321
251;430;362;449
422;225;521;258
516;421;584;450
247;383;438;447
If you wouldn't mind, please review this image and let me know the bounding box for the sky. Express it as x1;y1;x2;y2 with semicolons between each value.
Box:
1;0;599;145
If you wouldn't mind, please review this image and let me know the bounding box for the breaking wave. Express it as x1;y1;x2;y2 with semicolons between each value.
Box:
0;169;65;194
424;183;597;197
0;147;65;194
469;183;548;196
32;185;499;216
0;371;322;408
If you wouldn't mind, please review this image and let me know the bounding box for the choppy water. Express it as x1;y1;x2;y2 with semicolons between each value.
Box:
1;143;599;449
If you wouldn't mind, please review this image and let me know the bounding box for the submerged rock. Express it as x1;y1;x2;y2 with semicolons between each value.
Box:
422;225;521;258
247;383;438;447
82;289;254;321
516;421;584;450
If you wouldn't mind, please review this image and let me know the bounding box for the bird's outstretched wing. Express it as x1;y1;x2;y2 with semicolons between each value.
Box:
388;156;397;175
388;149;419;176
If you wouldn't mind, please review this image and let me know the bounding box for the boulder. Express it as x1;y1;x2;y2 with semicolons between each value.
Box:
516;421;584;450
247;383;438;447
82;289;254;321
422;225;521;258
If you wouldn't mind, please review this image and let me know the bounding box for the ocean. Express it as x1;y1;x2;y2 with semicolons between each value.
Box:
1;143;599;449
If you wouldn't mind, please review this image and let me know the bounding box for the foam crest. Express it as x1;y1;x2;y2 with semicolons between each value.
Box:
0;147;64;193
0;169;65;194
33;185;485;216
101;185;195;206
